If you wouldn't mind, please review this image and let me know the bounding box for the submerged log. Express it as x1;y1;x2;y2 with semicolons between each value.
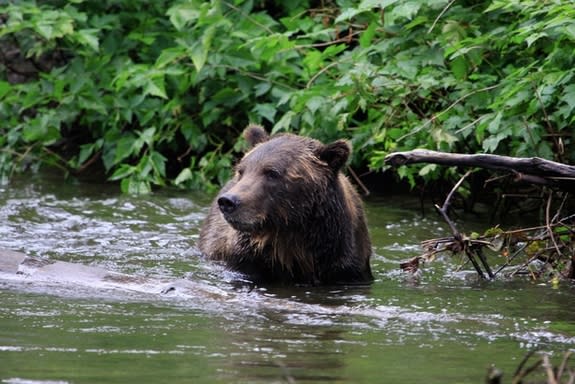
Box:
385;149;575;189
0;248;228;299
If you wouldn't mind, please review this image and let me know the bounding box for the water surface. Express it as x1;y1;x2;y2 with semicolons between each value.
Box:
1;173;574;383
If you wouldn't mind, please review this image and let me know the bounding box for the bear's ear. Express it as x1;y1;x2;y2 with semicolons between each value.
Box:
316;140;351;171
243;124;270;148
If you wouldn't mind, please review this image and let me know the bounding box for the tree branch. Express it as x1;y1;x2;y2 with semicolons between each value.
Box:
385;149;575;189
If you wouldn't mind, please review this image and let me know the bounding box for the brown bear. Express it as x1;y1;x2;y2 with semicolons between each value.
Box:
198;124;373;286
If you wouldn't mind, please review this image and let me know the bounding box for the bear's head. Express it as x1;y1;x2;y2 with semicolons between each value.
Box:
216;124;351;234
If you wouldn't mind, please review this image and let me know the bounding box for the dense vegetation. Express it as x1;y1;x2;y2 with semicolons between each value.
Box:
1;0;574;193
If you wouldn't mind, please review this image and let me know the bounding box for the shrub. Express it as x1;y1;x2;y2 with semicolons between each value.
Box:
1;0;573;192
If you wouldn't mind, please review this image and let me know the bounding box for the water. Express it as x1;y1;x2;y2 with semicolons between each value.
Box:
1;173;574;383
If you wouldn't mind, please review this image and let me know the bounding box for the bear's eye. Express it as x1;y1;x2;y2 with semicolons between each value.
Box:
263;168;281;180
236;168;244;179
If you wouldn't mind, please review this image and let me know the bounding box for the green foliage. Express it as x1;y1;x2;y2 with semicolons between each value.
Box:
1;0;573;192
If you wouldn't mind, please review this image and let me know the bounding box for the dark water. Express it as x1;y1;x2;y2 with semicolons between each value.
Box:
1;173;574;384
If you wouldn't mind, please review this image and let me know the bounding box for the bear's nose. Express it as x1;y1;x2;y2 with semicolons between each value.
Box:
217;194;240;214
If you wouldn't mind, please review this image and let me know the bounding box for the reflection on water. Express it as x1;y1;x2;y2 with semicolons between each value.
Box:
1;173;574;383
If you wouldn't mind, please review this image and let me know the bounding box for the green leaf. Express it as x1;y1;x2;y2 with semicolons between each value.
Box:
0;81;11;99
562;84;575;113
174;168;192;185
77;143;95;165
359;21;378;48
144;76;168;99
155;47;186;68
253;103;277;123
525;32;548;47
75;29;99;52
273;111;296;134
359;0;400;10
149;150;166;178
450;56;468;80
190;42;207;72
335;8;364;23
389;1;421;22
487;112;503;134
140;127;156;147
121;177;151;195
303;50;322;73
109;164;135;181
167;2;200;31
114;136;136;163
419;163;437;177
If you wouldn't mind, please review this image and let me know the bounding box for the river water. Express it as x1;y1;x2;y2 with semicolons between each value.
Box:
0;173;574;383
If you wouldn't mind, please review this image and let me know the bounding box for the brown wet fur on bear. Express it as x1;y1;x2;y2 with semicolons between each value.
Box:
198;124;373;286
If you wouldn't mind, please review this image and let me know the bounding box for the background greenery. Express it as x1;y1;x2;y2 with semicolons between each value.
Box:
1;0;574;193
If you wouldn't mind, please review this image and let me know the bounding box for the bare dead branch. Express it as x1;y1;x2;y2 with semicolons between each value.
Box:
385;149;575;188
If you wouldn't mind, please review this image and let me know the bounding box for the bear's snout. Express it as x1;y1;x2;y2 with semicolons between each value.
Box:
217;194;240;214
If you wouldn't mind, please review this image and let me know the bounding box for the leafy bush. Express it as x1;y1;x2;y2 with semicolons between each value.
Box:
1;0;573;192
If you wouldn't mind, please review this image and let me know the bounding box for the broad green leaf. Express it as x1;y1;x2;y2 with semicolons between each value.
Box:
487;112;502;134
144;76;168;99
335;8;364;23
109;164;135;181
167;2;200;31
75;29;99;51
525;32;548;47
303;50;322;73
562;84;575;113
389;1;421;22
450;56;468;80
190;42;207;72
419;163;437;177
174;168;192;185
77;143;96;165
359;21;378;48
359;0;400;9
273;111;295;134
140;127;156;147
0;81;11;99
253;103;277;123
114;136;136;163
150;150;166;177
155;47;186;68
122;178;151;194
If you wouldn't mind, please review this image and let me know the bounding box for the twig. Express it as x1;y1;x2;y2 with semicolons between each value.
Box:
512;351;542;384
222;1;274;34
542;354;558;384
294;31;363;50
434;171;491;278
464;248;486;279
545;192;563;258
492;242;529;277
307;60;342;89
346;166;370;196
455;114;488;135
534;85;562;162
396;84;500;142
474;247;494;279
510;253;540;278
557;351;573;381
551;192;569;223
76;150;102;173
428;0;457;34
435;170;472;236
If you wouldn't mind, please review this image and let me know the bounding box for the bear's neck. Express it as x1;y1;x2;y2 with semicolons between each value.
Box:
244;218;348;285
246;230;312;272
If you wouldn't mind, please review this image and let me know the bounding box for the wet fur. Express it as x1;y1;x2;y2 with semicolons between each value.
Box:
198;125;373;285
